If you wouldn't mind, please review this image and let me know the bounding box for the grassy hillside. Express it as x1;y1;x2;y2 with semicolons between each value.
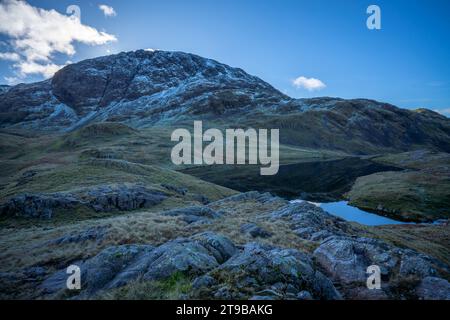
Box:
346;151;450;222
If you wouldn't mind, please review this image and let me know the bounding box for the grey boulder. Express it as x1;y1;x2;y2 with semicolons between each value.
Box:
270;202;355;242
41;232;236;298
214;242;341;300
416;277;450;300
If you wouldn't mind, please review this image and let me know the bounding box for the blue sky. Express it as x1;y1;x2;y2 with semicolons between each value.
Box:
0;0;449;115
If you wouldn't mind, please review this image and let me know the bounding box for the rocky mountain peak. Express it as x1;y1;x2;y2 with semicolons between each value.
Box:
0;50;287;131
51;50;282;115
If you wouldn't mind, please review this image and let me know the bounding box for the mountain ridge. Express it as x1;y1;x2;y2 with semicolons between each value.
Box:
1;50;449;154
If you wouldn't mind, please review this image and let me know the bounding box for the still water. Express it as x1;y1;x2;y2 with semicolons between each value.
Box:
290;200;408;226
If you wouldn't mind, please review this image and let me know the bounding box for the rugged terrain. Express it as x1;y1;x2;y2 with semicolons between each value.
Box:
1;192;449;300
0;50;449;299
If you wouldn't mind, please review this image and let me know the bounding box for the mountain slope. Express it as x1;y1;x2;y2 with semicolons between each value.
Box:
1;50;449;154
259;98;450;154
0;50;286;131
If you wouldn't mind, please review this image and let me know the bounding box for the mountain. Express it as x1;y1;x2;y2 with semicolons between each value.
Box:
1;50;450;154
0;50;286;131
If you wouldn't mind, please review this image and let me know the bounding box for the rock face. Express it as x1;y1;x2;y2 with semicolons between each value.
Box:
313;236;450;299
40;232;342;300
212;191;282;206
205;242;342;300
47;226;108;245
79;184;167;212
262;197;450;299
0;50;284;132
41;232;236;298
0;184;167;219
416;277;450;300
1;50;449;154
0;193;79;219
269;202;357;242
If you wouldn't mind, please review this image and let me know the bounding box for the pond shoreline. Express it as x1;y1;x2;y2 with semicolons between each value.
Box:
289;199;442;226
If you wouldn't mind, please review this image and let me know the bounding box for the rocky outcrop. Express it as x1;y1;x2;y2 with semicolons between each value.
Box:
0;193;79;219
47;226;109;245
4;192;450;300
416;277;450;300
313;236;450;299
193;242;341;300
0;184;167;219
78;184;167;212
269;201;357;242
265;198;450;300
40;232;342;300
40;232;236;298
162;206;223;224
212;191;284;206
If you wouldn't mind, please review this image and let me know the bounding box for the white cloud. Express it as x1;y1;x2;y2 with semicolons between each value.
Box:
0;52;20;61
0;0;117;80
99;4;117;17
292;76;326;91
4;76;21;85
16;61;63;79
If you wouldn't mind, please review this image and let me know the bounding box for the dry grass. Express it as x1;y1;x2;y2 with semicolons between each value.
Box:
0;195;316;276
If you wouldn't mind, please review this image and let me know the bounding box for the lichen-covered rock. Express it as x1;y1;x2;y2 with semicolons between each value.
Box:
313;236;437;285
40;245;151;296
270;202;356;242
416;277;450;300
399;253;437;278
81;184;167;212
0;184;167;219
192;275;216;290
40;232;236;298
47;226;109;245
313;235;450;299
205;242;341;300
190;232;237;263
0;193;79;219
296;291;313;300
213;191;284;206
